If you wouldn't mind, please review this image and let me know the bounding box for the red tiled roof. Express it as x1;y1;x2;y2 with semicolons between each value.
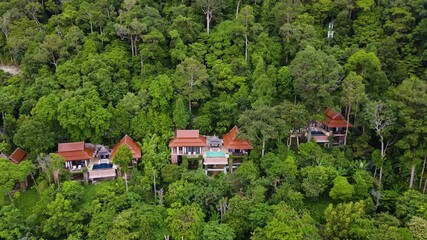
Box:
169;130;207;147
111;135;141;159
223;126;253;150
322;108;353;128
176;130;199;138
58;142;84;152
9;147;27;164
57;142;92;161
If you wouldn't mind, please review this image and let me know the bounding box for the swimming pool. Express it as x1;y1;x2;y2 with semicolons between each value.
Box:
206;151;226;158
92;163;113;170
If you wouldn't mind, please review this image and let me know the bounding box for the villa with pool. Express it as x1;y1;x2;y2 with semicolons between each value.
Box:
56;135;141;182
168;127;252;175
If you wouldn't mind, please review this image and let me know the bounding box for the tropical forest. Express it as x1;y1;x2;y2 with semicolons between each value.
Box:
0;0;426;239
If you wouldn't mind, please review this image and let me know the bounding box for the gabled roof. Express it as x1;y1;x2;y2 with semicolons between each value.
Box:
57;142;92;161
9;147;27;164
322;108;353;128
112;135;141;159
169;130;207;147
223;126;253;150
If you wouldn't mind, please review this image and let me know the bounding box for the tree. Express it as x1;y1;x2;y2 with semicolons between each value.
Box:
341;71;365;145
393;77;427;189
49;153;65;188
195;0;226;35
112;145;133;192
0;205;27;240
345;50;388;99
252;202;320;239
175;57;209;112
173;97;191;129
0;158;32;203
57;90;112;143
301;165;336;198
324;201;370;240
13;117;56;155
329;176;354;202
364;100;395;207
238;105;285;157
250;58;277;107
407;216;427;240
203;221;235;240
395;190;427;222
35;33;63;68
236;5;255;62
166;203;205;240
42;193;83;239
290;45;342;113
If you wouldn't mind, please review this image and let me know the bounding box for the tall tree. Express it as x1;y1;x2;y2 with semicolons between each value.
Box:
166;203;205;240
112;145;133;192
364;100;395;206
341;71;366;145
195;0;226;35
393;77;427;189
290;45;342;113
175;57;209;112
238;105;285;157
49;153;65;188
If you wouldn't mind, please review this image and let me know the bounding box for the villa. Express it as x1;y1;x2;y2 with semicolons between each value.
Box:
308;108;352;145
169;128;252;175
111;135;141;167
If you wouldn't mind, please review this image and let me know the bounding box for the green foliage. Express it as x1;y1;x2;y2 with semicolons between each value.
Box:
252;202;320;239
290;45;342;112
301;165;336;198
329;176;354;202
407;216;427;240
166;203;205;240
324;201;369;240
203;221;235;240
0;158;32;202
0;205;27;240
0;0;425;238
112;145;133;174
396;190;427;221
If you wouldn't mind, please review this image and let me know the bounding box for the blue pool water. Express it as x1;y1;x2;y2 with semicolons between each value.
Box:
206;152;226;157
92;163;113;169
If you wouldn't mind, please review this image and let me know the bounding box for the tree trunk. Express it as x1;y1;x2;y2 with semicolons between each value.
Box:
236;0;241;18
140;55;144;75
153;170;157;202
423;179;427;194
205;9;212;35
244;34;248;62
409;164;415;189
30;172;38;187
419;155;426;190
375;166;383;209
90;21;93;33
344;104;351;146
262;139;266;157
124;172;128;192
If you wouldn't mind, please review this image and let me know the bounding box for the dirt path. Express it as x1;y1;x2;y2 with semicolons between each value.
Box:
0;64;20;75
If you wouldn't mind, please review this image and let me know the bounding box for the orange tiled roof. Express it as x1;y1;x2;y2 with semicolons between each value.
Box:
223;126;253;150
9;147;27;164
169;130;207;147
111;135;141;159
322;108;353;128
57;142;92;161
